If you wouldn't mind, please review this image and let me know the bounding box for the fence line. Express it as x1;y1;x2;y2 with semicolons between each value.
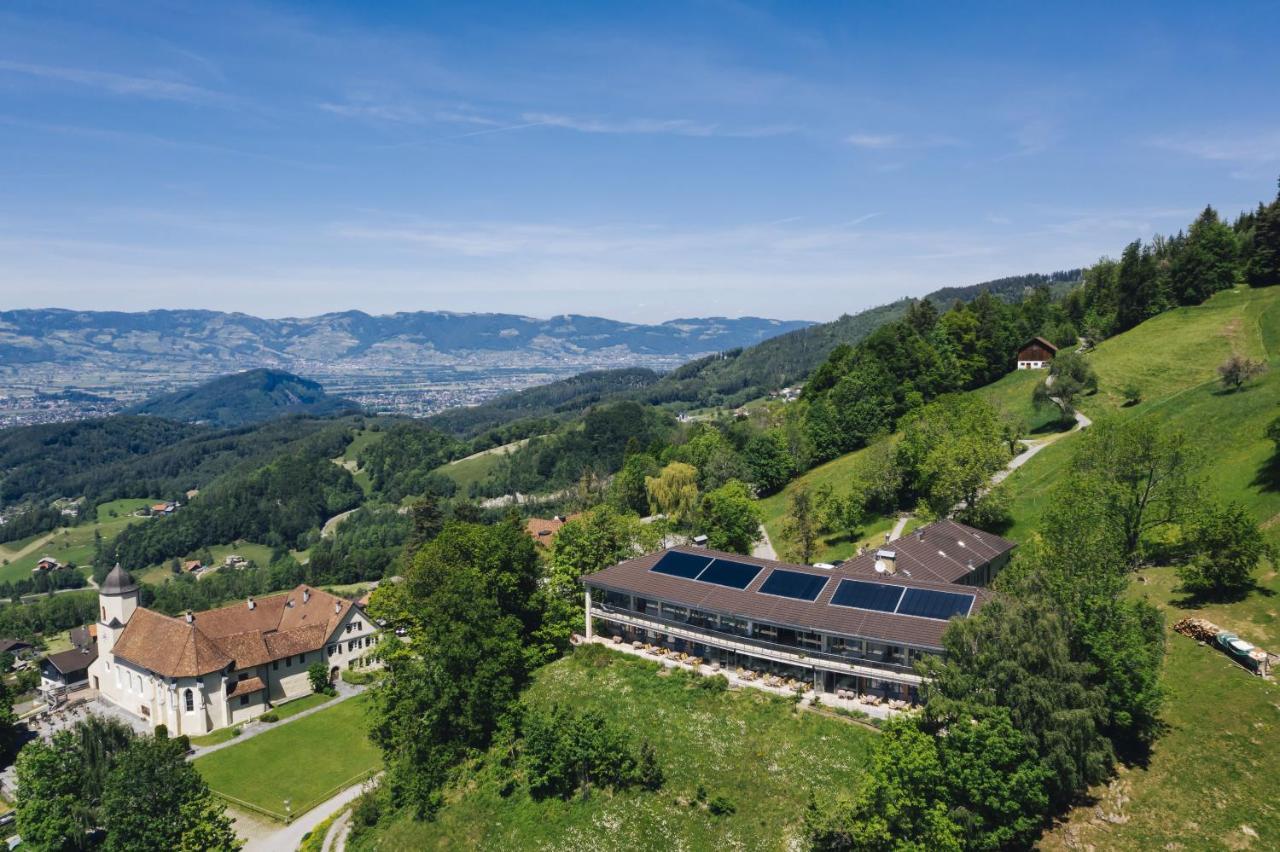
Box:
210;789;288;823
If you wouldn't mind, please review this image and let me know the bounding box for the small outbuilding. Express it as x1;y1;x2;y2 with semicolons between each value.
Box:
1016;337;1058;369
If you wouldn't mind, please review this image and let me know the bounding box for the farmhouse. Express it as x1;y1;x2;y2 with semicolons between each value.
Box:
88;565;380;736
583;520;1013;703
1016;336;1058;369
33;556;63;573
40;634;97;706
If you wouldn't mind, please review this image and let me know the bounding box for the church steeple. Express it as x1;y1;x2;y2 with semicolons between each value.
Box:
98;563;139;658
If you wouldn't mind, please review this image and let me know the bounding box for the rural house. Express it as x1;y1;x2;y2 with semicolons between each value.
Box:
88;565;380;736
1015;336;1058;369
583;520;1014;703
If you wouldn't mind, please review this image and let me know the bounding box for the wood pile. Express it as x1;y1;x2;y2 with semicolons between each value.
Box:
1172;617;1221;643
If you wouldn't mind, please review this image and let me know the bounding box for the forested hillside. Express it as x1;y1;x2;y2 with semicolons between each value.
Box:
126;368;359;427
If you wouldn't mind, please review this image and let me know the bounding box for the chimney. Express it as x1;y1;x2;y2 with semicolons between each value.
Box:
916;527;925;541
334;601;341;614
185;611;193;624
874;549;897;575
692;534;709;547
303;588;311;604
966;559;975;572
247;597;255;610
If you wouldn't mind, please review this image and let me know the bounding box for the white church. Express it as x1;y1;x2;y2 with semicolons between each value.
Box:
88;564;380;736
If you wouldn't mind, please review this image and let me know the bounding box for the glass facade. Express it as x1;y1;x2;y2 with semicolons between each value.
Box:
591;586;934;676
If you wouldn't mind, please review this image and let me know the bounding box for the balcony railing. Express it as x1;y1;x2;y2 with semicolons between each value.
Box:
591;604;924;685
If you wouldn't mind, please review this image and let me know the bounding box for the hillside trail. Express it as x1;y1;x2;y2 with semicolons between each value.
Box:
883;408;1092;541
0;531;55;562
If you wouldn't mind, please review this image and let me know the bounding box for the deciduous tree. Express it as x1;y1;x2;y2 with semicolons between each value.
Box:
698;480;762;554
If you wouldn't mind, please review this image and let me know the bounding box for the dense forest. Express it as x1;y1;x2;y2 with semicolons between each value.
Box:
125;368;359;427
0;415;362;544
104;436;362;568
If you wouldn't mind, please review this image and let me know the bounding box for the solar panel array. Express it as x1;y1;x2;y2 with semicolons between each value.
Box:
649;551;761;590
831;578;973;621
649;551;974;622
758;569;829;601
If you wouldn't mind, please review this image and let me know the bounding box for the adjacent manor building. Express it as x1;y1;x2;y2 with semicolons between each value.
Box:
1016;336;1058;369
88;565;379;736
583;519;1014;703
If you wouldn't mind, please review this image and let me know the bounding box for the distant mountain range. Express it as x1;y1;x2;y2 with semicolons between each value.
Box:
127;369;359;428
0;309;812;368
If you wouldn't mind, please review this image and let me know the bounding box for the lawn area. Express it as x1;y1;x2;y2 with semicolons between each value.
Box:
1042;563;1280;851
0;497;157;584
353;646;878;851
196;692;379;819
273;691;335;720
191;692;335;746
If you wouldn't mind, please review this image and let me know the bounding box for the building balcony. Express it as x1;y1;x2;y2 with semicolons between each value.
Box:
590;604;924;687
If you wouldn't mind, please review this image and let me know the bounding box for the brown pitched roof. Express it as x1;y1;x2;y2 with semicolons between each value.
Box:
584;524;1007;651
1020;336;1058;354
227;676;266;696
45;644;98;676
110;585;361;678
837;519;1015;586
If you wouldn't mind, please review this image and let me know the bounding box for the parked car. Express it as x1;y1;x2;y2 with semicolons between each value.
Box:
1215;632;1262;671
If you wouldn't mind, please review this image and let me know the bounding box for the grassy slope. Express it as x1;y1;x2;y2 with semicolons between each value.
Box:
756;369;1050;564
1042;563;1280;851
0;497;156;584
195;692;379;818
1002;286;1280;544
755;287;1280;849
339;428;386;495
356;648;877;851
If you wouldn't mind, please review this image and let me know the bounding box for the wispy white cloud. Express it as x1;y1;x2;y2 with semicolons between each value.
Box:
846;132;961;151
846;132;900;149
1151;129;1280;164
318;100;424;123
334;213;890;259
521;112;796;138
0;59;226;104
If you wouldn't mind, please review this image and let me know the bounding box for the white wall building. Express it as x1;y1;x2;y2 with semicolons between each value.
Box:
88;565;379;736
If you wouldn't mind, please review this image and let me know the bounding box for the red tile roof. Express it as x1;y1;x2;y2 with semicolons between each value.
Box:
111;585;360;678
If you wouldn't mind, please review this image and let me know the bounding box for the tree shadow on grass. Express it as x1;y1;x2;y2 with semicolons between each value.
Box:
1170;580;1276;610
1251;450;1280;493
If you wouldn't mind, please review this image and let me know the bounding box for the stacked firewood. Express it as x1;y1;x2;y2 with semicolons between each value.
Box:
1172;617;1221;643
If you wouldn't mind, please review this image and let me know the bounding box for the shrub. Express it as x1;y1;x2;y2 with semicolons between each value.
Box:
351;784;383;828
154;723;168;739
635;739;664;791
230;726;242;738
1121;382;1143;406
307;661;330;694
696;674;728;693
341;669;379;685
260;711;279;723
708;795;736;816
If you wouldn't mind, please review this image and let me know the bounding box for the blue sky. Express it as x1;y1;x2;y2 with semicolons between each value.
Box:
1;1;1278;323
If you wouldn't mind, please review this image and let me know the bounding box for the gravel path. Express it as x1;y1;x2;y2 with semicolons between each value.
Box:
751;524;778;560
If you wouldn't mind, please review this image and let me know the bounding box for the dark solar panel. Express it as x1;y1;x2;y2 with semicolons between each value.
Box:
896;588;974;620
829;579;904;612
650;551;711;580
696;558;762;590
758;569;829;601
